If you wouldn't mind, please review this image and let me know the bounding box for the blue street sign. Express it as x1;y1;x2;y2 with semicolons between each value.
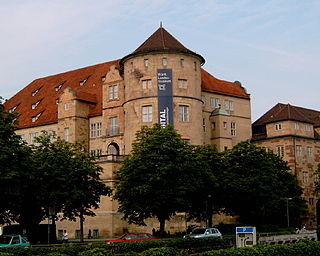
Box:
236;227;254;233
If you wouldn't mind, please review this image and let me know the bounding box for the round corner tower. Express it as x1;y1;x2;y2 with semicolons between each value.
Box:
120;26;205;154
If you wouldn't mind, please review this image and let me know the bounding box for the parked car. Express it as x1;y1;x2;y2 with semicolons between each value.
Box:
183;228;222;239
106;233;157;244
0;234;30;248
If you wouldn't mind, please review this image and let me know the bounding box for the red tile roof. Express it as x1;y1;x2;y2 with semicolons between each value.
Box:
201;69;250;99
253;103;320;127
4;60;120;129
121;27;205;65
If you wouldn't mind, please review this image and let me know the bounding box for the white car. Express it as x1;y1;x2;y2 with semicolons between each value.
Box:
183;228;222;239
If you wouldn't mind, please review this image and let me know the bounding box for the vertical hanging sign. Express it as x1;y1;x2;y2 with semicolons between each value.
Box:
157;69;174;128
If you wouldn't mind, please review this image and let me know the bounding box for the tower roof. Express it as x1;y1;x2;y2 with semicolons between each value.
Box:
121;26;205;65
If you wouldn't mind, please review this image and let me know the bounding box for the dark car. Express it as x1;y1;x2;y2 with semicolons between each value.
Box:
106;233;157;244
0;234;30;248
183;228;222;239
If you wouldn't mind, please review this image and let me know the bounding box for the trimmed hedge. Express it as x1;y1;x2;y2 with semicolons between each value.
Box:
199;240;320;256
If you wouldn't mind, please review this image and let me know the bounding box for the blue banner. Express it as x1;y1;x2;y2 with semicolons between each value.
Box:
157;69;173;128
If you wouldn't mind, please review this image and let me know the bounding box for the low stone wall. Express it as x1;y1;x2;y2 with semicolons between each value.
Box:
258;231;317;245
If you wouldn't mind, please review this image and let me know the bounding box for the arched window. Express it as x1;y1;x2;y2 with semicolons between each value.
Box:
107;143;119;155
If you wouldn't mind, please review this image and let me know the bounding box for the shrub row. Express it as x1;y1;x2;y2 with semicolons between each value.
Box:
199;240;320;256
0;237;232;256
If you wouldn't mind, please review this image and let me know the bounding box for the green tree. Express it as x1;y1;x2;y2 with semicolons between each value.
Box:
0;98;32;225
219;141;306;226
114;124;191;233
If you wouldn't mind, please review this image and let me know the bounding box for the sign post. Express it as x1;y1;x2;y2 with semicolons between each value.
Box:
236;227;257;248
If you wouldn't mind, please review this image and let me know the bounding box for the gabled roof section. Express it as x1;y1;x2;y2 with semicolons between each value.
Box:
4;59;120;129
201;69;250;99
253;103;320;127
121;26;205;65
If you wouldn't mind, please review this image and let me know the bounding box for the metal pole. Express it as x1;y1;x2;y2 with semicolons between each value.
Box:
286;198;292;227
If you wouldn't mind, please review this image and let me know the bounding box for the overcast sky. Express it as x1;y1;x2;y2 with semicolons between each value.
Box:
0;0;319;121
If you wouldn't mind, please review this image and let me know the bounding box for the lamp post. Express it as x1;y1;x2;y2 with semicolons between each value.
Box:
285;198;292;227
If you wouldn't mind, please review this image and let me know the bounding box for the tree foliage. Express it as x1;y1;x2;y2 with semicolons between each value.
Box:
218;141;306;226
114;124;191;232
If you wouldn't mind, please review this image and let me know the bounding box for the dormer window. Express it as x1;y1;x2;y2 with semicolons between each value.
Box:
55;83;64;91
32;112;42;122
32;100;41;109
9;105;18;113
80;78;88;86
32;88;40;96
101;76;106;82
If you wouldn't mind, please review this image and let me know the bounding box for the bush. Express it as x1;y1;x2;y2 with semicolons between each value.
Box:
140;247;177;256
199;240;320;256
80;247;112;256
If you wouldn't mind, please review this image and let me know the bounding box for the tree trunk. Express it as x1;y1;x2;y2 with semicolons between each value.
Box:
80;211;84;243
159;217;166;234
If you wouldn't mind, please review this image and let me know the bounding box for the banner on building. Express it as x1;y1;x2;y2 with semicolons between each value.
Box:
157;69;173;128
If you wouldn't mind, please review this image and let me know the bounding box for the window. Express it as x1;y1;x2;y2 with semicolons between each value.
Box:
275;123;282;130
223;122;227;129
108;117;119;136
109;85;119;100
180;58;184;67
194;62;197;71
201;96;206;104
307;146;312;157
32;88;40;96
203;118;206;132
29;132;39;145
75;230;81;239
142;79;152;89
101;76;106;82
179;105;189;122
294;123;299;130
9;105;18;113
309;198;314;205
64;128;70;141
210;98;220;108
79;78;87;86
93;229;100;239
162;58;168;66
142;105;153;122
178;79;188;89
231;122;236;136
276;146;284;157
32;112;42;122
212;122;216;130
314;174;319;184
144;59;149;68
305;125;312;132
55;83;63;91
224;146;228;151
296;145;302;156
90;122;102;138
90;149;102;156
64;103;70;111
302;171;308;184
224;100;234;111
32;100;41;109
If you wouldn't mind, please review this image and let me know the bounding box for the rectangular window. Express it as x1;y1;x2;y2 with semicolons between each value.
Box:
294;123;299;130
96;122;102;137
108;117;119;136
275;123;282;130
144;59;149;68
64;128;70;141
178;79;188;89
90;122;102;138
142;105;153;122
307;146;312;157
201;96;206;104
302;171;308;184
305;125;312;132
210;98;220;108
231;122;236;136
223;122;227;129
109;85;118;100
93;229;99;239
179;105;189;122
212;122;216;130
64;103;70;111
296;145;302;156
276;146;284;157
180;58;184;67
225;100;234;111
75;230;81;239
142;79;152;89
162;58;168;66
29;132;39;145
203;118;206;132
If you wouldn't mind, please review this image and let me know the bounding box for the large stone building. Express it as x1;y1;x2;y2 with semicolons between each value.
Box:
4;26;251;238
252;103;320;228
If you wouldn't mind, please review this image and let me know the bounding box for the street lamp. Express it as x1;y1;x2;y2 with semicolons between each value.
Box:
285;198;292;227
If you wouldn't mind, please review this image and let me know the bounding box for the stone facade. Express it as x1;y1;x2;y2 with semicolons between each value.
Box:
4;27;251;238
252;104;320;228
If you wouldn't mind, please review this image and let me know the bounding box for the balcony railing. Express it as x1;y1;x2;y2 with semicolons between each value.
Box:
106;127;120;136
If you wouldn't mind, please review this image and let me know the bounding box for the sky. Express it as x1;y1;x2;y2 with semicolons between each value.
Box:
0;0;319;121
